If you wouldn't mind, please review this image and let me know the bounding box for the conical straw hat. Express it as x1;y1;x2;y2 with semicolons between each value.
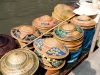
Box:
53;22;84;41
70;15;96;29
11;25;39;42
32;15;58;29
34;50;66;70
52;11;64;22
34;38;69;59
54;4;75;20
0;49;39;75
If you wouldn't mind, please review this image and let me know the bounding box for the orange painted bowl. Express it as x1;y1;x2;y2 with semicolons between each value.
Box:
0;49;39;75
0;34;16;58
53;22;84;41
54;4;75;20
34;50;66;70
34;38;69;59
70;15;96;29
11;25;39;43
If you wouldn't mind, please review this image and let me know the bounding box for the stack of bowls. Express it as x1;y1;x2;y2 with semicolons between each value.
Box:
0;49;39;75
32;15;58;37
52;4;75;23
0;34;16;58
70;15;96;51
11;25;39;49
34;38;69;75
53;22;84;63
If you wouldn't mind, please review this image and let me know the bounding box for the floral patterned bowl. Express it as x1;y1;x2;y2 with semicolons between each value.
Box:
11;25;39;42
53;22;84;41
0;49;39;75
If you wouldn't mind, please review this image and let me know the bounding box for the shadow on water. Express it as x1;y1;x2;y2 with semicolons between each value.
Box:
70;61;96;75
0;0;79;35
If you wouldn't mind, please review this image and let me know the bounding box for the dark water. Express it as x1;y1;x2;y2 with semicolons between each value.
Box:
0;0;79;35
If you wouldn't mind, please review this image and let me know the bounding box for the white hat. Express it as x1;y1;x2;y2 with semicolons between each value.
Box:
74;2;98;16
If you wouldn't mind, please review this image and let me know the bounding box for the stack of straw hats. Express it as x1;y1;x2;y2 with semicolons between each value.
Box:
0;49;39;75
53;22;84;52
11;25;39;49
32;15;58;36
0;34;16;58
34;38;69;71
52;4;75;23
70;15;96;29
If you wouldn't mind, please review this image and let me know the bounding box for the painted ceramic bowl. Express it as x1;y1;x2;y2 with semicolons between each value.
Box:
53;4;75;20
0;49;39;75
34;38;69;59
70;15;96;29
0;34;16;58
11;25;39;42
53;22;84;41
32;15;58;35
34;50;66;70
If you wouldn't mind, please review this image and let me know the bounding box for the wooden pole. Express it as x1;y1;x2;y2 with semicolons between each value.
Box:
21;14;75;49
89;17;100;56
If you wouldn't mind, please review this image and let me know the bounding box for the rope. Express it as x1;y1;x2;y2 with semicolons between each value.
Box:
21;14;76;49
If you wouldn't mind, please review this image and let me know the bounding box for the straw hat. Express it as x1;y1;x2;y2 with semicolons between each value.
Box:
54;36;83;52
32;15;58;28
11;25;39;42
57;37;83;47
34;38;69;59
0;49;39;75
52;11;63;23
0;34;16;58
74;2;98;16
34;50;66;70
32;15;58;35
70;15;96;29
54;4;75;20
53;23;84;41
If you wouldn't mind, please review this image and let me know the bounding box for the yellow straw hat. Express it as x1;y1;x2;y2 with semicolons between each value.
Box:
0;49;39;75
